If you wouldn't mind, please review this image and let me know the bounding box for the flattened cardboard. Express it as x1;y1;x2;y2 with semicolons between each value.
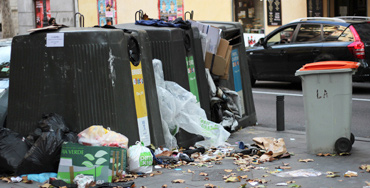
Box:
205;52;226;76
220;46;233;80
216;39;230;58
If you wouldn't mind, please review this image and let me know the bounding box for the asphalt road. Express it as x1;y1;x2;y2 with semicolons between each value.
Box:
251;81;370;138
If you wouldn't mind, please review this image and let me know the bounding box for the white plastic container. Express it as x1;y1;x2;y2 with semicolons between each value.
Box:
295;61;360;154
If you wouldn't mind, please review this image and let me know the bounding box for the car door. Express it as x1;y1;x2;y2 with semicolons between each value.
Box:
285;23;323;81
247;25;297;81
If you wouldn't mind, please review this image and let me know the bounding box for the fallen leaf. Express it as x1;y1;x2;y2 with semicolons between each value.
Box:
326;171;340;178
282;162;290;166
204;183;217;188
215;161;222;165
224;176;241;182
339;152;351;156
277;166;291;170
262;174;269;178
140;186;147;188
204;177;209;181
289;184;301;187
200;172;208;176
225;169;233;173
360;164;370;172
365;181;370;186
241;175;248;179
171;179;185;183
162;185;167;188
188;169;194;174
286;180;296;184
298;159;314;163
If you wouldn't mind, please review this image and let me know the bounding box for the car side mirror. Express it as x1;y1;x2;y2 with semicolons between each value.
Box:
257;38;266;48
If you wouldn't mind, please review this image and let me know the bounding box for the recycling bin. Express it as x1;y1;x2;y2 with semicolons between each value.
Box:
115;23;211;119
295;61;360;154
200;21;257;128
9;27;165;147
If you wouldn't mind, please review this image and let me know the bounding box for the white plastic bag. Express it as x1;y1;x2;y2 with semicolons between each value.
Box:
128;141;153;174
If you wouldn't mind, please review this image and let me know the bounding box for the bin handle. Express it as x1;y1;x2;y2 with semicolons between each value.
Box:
135;9;144;21
184;10;194;20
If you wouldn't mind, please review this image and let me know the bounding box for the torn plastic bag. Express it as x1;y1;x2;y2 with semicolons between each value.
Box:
78;125;128;148
38;113;69;132
210;97;224;123
16;129;65;175
0;128;30;175
205;68;216;97
220;110;239;132
221;87;242;119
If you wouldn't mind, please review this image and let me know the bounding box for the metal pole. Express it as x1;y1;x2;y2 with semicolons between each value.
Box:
276;95;285;131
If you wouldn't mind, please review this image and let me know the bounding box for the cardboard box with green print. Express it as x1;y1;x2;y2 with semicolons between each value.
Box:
57;142;127;184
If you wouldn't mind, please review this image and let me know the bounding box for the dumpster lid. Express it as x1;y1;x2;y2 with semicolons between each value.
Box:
298;61;360;71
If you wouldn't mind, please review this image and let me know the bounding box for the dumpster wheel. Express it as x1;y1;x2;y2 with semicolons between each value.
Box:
351;133;355;145
335;137;352;153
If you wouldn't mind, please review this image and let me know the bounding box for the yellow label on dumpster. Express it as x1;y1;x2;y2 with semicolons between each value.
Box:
130;62;151;146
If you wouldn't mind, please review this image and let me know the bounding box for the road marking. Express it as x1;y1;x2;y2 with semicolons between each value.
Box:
252;91;370;102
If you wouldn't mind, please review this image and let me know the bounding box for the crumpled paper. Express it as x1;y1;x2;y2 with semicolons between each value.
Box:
253;137;287;158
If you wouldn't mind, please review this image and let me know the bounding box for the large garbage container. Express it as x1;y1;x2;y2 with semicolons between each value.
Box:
115;23;211;119
200;21;257;128
295;61;360;154
9;27;165;147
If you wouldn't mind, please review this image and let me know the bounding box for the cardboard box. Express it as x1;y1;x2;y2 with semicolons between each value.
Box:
57;142;127;184
205;38;232;77
220;46;233;80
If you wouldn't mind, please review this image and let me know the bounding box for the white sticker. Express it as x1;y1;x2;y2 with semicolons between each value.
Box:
46;33;64;47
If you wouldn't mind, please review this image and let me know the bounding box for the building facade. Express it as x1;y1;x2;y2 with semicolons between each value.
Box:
2;0;370;38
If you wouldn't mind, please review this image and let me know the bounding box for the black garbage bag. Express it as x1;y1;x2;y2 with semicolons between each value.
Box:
15;113;78;175
175;128;204;149
0;128;30;175
16;130;65;175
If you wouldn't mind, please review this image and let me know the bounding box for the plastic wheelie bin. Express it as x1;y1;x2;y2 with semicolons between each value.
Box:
200;21;257;128
9;27;165;147
295;61;360;154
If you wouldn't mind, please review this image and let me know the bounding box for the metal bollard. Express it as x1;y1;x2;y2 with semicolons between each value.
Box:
276;95;285;131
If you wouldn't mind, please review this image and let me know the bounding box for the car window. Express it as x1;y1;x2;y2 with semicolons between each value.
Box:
323;25;353;42
296;24;322;42
266;25;296;46
0;45;11;78
353;23;370;41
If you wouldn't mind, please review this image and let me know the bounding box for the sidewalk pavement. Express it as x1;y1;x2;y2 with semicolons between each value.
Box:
2;125;370;188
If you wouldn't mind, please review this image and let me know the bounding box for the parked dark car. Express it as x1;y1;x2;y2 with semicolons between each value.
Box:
246;17;370;85
0;38;11;128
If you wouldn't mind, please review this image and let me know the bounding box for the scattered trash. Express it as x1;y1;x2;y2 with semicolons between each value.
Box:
276;182;288;186
275;169;322;177
344;171;358;177
225;169;233;173
200;172;208;176
21;173;57;183
73;174;95;188
290;138;295;141
10;176;22;183
252;137;288;158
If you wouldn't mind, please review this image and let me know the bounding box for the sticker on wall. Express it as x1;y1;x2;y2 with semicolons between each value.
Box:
97;0;117;26
158;0;184;21
130;61;151;146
